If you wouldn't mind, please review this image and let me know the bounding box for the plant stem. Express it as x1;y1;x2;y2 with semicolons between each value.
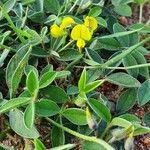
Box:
46;117;115;150
68;0;79;13
139;4;143;23
102;37;150;68
101;125;110;139
105;63;150;70
65;55;83;70
58;40;74;52
1;7;26;44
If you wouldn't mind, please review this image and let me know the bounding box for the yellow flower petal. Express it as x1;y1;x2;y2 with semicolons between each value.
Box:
71;24;91;41
50;24;65;38
60;17;75;29
86;107;91;121
77;38;85;50
84;16;98;31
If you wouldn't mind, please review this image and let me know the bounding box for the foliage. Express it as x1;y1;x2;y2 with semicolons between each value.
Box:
0;0;150;149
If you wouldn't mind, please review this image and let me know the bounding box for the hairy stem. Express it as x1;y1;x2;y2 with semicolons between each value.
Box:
139;4;143;23
46;117;115;150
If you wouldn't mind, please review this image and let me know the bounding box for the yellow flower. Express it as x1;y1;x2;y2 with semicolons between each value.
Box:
71;24;92;41
86;107;91;121
84;16;98;31
77;38;85;51
86;107;97;130
50;24;65;38
60;17;75;29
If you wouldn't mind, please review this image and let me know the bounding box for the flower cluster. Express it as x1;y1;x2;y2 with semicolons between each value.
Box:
50;17;75;38
50;16;98;51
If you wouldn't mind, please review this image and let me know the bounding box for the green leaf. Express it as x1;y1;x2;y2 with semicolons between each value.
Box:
129;32;139;46
50;144;76;150
28;12;45;24
84;59;100;66
103;37;150;67
3;0;16;13
87;98;111;122
44;0;60;14
32;46;50;57
133;124;150;136
107;73;141;87
56;71;71;79
59;49;82;61
113;23;129;47
86;48;103;64
90;38;121;51
33;0;44;11
138;79;150;106
96;17;107;28
34;139;46;150
84;80;103;93
99;27;142;39
40;85;68;103
86;69;102;83
62;108;87;125
26;70;39;96
35;99;60;117
81;141;105;150
88;6;102;17
130;23;150;33
0;97;31;114
112;0;134;5
51;118;65;147
114;4;132;17
6;45;32;97
116;89;137;113
9;109;39;139
144;112;150;126
119;114;141;124
41;64;53;75
25;28;42;46
135;0;148;5
24;102;35;129
21;0;35;5
132;50;149;79
123;54;139;78
110;117;132;128
19;90;31;98
39;71;57;89
67;85;79;95
78;68;86;92
24;65;38;77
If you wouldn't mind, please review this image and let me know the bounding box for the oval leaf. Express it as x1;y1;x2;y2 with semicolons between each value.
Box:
39;71;57;89
9;109;39;139
6;45;32;97
144;112;150;126
51;118;65;147
107;73;141;87
0;97;31;114
34;139;46;150
62;108;87;125
138;79;150;106
40;85;68;103
87;98;111;122
24;102;35;129
116;88;137;113
26;70;39;96
35;99;60;117
78;68;86;92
